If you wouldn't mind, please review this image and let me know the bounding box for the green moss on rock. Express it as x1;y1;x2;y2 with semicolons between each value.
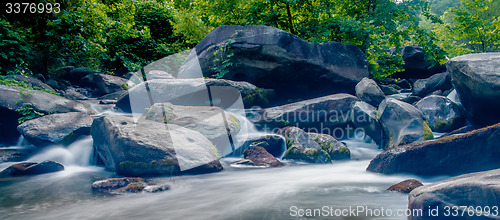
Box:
423;121;434;140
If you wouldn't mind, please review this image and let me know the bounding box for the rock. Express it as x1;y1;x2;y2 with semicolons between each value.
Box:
379;85;399;95
45;78;66;91
447;53;500;126
91;177;147;194
392;46;445;79
63;88;88;100
0;149;32;163
412;72;452;97
17;112;93;147
3;74;56;93
396;79;412;90
52;66;74;78
0;160;64;177
242;146;283;167
400;95;421;105
355;77;385;106
0;85;94;144
144;102;240;148
256;94;358;132
143;70;175;80
99;100;116;105
387;179;423;194
408;169;500;219
67;67;95;84
367;122;500;176
233;135;285;158
230;159;258;167
378;98;431;150
115;78;274;112
446;89;462;105
180;25;368;101
143;184;170;193
350;101;383;146
98;90;128;101
307;132;350;160
91;115;223;176
414;95;465;132
81;73;130;95
277;127;330;163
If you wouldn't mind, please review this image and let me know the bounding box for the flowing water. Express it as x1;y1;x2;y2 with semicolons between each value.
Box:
0;104;447;220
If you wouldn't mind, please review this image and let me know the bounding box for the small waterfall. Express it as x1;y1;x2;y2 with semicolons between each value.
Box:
28;136;94;166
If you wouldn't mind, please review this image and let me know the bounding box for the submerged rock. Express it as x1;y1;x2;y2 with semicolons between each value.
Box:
91;115;223;176
242;146;283;167
408;169;500;219
355;77;385;107
414;95;465;132
367;122;500;176
17;112;93;147
378;98;431;150
0;160;64;177
307;133;350;160
180;25;368;101
387;179;423;194
277;127;331;163
447;52;500;126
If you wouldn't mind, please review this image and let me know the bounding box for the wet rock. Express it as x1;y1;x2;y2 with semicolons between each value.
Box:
378;98;431;150
367;122;500;176
91;115;223;176
17;112;92;147
355;77;385;107
307;133;350;160
414;95;465;132
144;103;240;146
379;85;399;95
0;149;32;163
91;177;146;193
3;74;56;93
232;135;285;157
408;169;500;219
256;94;358;131
412;72;452;97
350;101;383;146
143;184;170;193
447;52;500;126
180;25;368;101
387;179;423;193
63;88;88;100
81;73;130;95
0;160;64;177
277;127;330;163
242;146;283;167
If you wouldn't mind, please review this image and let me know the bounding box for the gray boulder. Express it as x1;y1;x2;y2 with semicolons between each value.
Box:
0;85;94;144
17;112;93;147
392;46;445;79
277;127;330;163
367;122;500;176
84;73;130;95
0;160;64;177
256;94;358;132
408;169;500;220
115;78;274;112
144;103;240;148
447;52;500;126
180;25;368;101
379;85;399;95
351;101;383;146
412;72;452;97
414;95;465;132
355;77;385;106
91;115;223;176
3;74;56;93
66;67;94;84
307;132;350;160
378;98;432;150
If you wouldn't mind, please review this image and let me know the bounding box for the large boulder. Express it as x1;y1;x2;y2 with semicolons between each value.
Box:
0;160;64;177
0;85;94;144
144;102;240;149
412;72;452;97
115;78;274;112
179;25;368;101
277;127;331;163
355;77;385;106
91;115;223;176
408;169;500;220
17;112;93;147
367;122;500;176
414;95;465;132
255;94;358;132
307;132;350;160
392;46;446;79
447;53;500;126
378;98;432;150
3;74;56;93
350;101;383;146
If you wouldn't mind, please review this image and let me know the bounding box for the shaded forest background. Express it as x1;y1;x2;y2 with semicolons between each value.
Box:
1;0;499;79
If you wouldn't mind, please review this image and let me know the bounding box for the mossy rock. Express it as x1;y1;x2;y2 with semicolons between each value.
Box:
423;121;434;141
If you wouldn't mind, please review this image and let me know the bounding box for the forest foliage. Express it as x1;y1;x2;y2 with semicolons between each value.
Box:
1;0;499;79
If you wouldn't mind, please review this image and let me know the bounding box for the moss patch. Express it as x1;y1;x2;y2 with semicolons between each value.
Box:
423;121;434;140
